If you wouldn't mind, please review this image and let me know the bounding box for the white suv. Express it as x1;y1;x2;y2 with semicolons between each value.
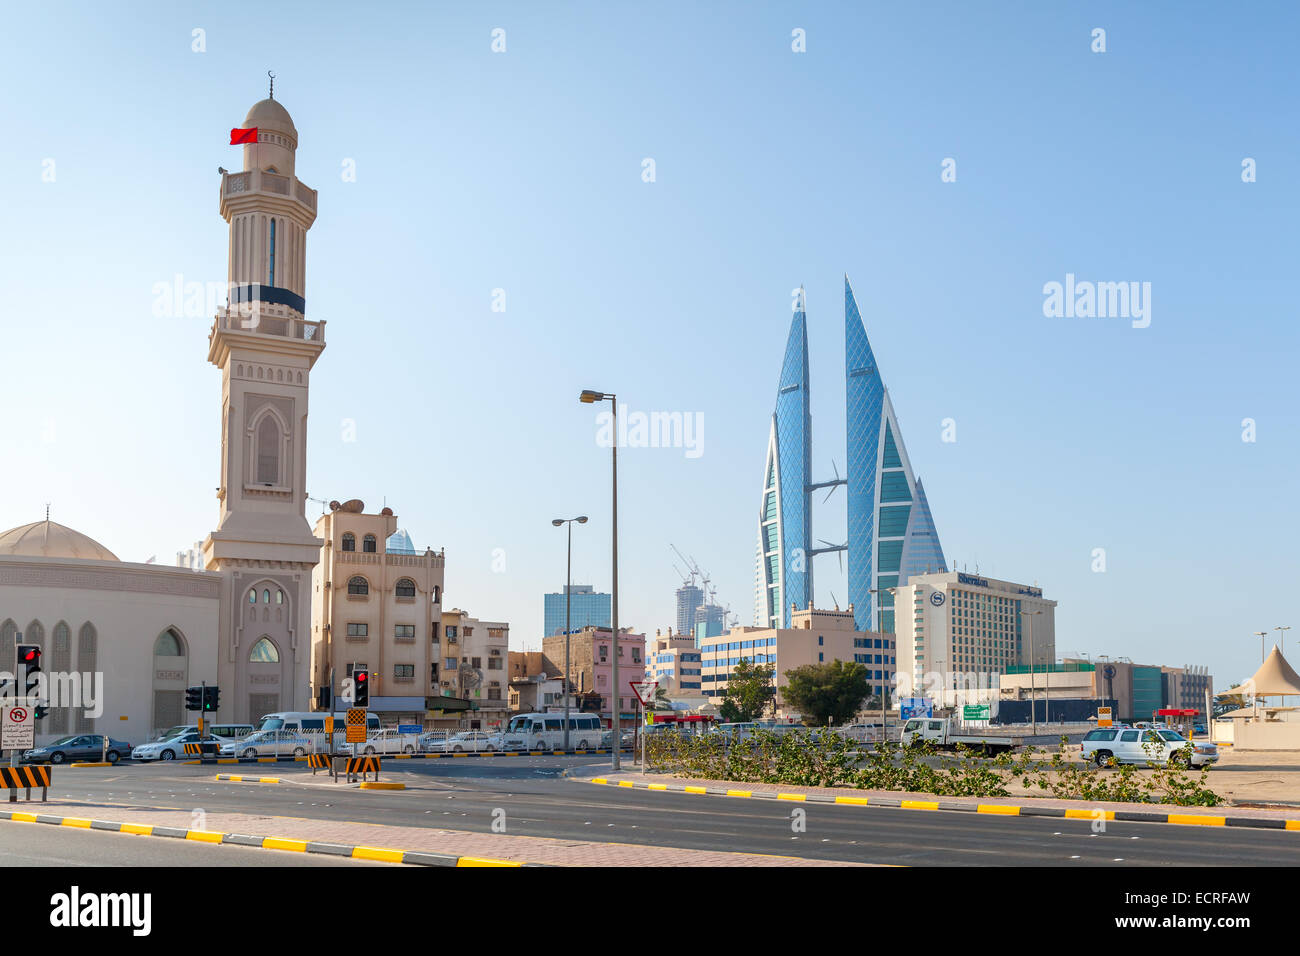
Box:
1081;727;1218;769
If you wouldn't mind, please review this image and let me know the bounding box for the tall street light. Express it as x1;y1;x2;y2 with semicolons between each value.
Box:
580;389;621;771
1255;631;1269;664
1019;610;1043;734
868;586;897;741
552;516;588;752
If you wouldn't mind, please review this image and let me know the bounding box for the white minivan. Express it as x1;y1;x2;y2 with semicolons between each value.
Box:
500;713;603;751
255;711;381;753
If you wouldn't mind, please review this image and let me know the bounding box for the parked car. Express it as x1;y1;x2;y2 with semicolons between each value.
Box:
217;729;312;758
23;735;134;765
132;731;225;762
151;723;254;743
358;729;418;755
1081;727;1218;768
601;729;635;748
418;731;449;752
443;731;498;753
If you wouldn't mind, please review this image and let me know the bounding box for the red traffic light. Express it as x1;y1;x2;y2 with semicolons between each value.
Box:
21;649;37;662
356;672;367;682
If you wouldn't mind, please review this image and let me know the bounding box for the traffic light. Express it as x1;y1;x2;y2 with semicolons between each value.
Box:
203;686;220;712
354;669;369;708
16;645;46;720
185;686;203;712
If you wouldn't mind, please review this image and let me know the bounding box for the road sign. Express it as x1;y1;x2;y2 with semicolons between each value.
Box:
2;704;35;749
325;715;334;734
629;680;659;707
345;708;367;743
1097;706;1113;728
962;704;991;721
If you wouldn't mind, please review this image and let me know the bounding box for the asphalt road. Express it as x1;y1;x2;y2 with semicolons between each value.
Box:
13;757;1300;866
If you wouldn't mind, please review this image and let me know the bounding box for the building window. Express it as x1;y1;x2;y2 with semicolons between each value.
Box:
276;589;284;605
256;415;280;484
488;688;502;700
487;658;502;670
342;533;355;552
347;623;368;638
471;657;482;669
363;534;377;553
445;657;457;670
347;576;369;596
263;589;271;604
247;589;257;604
250;637;280;662
394;624;416;641
395;578;416;598
394;664;414;680
268;218;277;286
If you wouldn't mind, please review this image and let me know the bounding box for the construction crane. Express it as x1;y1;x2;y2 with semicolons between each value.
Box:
670;544;702;588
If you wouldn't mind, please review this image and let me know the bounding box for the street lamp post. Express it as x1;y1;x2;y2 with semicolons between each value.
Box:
580;389;620;771
869;586;897;741
552;515;588;752
1020;610;1043;734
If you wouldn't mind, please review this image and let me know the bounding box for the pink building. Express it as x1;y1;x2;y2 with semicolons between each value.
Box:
543;625;645;729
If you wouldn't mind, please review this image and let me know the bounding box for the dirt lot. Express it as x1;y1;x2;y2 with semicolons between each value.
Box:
1007;746;1300;806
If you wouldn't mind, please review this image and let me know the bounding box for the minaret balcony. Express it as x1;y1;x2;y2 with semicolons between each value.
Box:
220;168;317;222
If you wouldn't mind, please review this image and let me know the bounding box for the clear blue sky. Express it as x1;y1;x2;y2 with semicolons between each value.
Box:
2;1;1296;687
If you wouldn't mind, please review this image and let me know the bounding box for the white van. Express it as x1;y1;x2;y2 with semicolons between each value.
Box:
256;711;381;753
500;713;603;751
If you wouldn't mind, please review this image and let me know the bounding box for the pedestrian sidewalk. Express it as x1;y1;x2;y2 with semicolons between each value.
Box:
6;800;867;867
580;769;1300;830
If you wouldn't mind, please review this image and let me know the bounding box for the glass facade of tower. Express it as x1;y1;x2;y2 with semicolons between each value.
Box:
543;585;611;637
757;308;812;629
756;278;946;636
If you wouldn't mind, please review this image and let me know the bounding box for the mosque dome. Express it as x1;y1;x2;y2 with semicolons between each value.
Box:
243;97;297;144
0;519;119;562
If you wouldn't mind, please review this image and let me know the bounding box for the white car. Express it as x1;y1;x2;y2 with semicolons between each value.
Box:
357;729;417;755
419;731;449;752
443;731;499;753
131;731;224;762
217;729;312;758
1081;727;1218;768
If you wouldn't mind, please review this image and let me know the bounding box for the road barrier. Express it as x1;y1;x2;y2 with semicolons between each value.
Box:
346;756;381;782
0;765;50;803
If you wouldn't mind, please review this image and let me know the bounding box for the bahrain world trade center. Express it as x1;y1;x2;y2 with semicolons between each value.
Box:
756;277;947;636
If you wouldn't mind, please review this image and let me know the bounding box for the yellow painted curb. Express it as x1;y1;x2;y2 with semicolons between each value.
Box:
834;796;870;805
590;777;608;785
977;804;1020;816
263;837;308;852
70;762;112;768
647;783;667;791
900;800;939;811
59;817;93;829
120;823;153;835
352;846;404;863
1063;809;1114;820
777;793;806;802
683;785;707;794
359;782;405;790
1286;820;1300;831
457;856;522;867
185;830;224;843
726;790;753;798
1167;814;1225;827
617;780;636;788
11;812;39;823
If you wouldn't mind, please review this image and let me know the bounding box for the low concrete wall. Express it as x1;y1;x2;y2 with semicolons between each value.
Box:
1231;720;1300;751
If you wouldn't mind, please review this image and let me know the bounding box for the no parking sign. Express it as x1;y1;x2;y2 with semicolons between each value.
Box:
2;704;34;749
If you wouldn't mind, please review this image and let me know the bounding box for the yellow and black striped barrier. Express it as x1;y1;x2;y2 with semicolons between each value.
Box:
306;753;332;770
345;756;381;776
1;765;50;803
183;743;204;755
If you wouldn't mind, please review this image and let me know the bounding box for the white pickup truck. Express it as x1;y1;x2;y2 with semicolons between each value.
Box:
356;729;418;755
899;717;1029;754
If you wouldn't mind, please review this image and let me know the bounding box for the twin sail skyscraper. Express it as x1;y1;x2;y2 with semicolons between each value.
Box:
756;277;947;636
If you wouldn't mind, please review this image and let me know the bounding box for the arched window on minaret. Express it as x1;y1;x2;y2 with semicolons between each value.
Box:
269;218;277;287
256;415;281;485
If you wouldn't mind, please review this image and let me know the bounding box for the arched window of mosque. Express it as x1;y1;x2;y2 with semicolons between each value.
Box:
250;637;280;663
276;590;284;605
363;534;377;554
347;576;369;596
432;585;441;604
396;578;416;598
154;628;184;657
256;415;280;484
269;218;277;287
342;533;355;552
248;589;257;604
263;589;271;604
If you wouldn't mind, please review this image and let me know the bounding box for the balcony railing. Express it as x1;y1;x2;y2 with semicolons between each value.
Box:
214;307;325;343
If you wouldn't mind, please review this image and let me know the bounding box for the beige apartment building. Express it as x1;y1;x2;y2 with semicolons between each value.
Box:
700;605;891;715
439;609;510;731
310;501;445;724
